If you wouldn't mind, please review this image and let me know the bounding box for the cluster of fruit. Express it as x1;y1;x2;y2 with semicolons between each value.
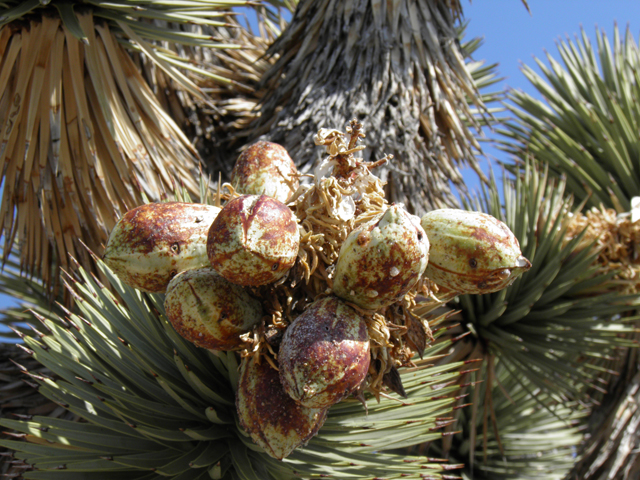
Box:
103;120;531;460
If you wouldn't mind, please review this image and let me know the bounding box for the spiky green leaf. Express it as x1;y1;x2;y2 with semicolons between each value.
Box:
502;25;640;211
458;163;639;403
1;255;468;479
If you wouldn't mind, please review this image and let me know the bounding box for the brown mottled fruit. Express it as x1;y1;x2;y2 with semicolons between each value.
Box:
420;209;532;294
333;205;430;310
103;202;221;293
237;356;327;460
279;296;370;409
231;141;299;203
164;267;262;350
207;194;299;286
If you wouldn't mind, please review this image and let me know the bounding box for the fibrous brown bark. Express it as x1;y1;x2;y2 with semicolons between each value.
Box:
253;0;485;214
570;347;640;480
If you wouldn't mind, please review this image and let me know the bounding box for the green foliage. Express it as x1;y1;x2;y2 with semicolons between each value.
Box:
440;164;640;479
488;23;640;480
0;258;66;341
502;26;640;212
458;359;587;480
2;5;638;480
0;256;469;479
458;163;638;403
0;1;245;44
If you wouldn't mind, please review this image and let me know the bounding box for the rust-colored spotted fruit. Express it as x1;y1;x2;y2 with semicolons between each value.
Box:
207;195;299;286
279;296;370;409
231;141;299;203
237;356;327;460
103;202;220;293
333;205;429;310
164;267;262;350
420;209;532;294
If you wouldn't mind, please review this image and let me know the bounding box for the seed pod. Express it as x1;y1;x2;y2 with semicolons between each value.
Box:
279;296;370;409
420;209;532;294
231;141;299;203
237;356;327;460
333;205;429;310
164;267;262;350
103;202;220;293
207;195;299;286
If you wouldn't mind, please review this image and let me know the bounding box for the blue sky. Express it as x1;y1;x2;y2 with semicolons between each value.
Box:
3;2;640;339
464;1;640;104
462;1;640;176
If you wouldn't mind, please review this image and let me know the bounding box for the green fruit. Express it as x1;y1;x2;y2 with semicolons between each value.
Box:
420;209;531;294
333;205;429;309
207;194;300;286
164;267;263;350
103;202;221;293
231;141;299;203
237;356;327;460
278;296;370;409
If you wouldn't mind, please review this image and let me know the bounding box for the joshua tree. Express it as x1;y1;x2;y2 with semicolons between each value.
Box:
498;25;640;480
0;2;639;480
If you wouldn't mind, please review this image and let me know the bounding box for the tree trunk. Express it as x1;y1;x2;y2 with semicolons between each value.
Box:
252;0;485;214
